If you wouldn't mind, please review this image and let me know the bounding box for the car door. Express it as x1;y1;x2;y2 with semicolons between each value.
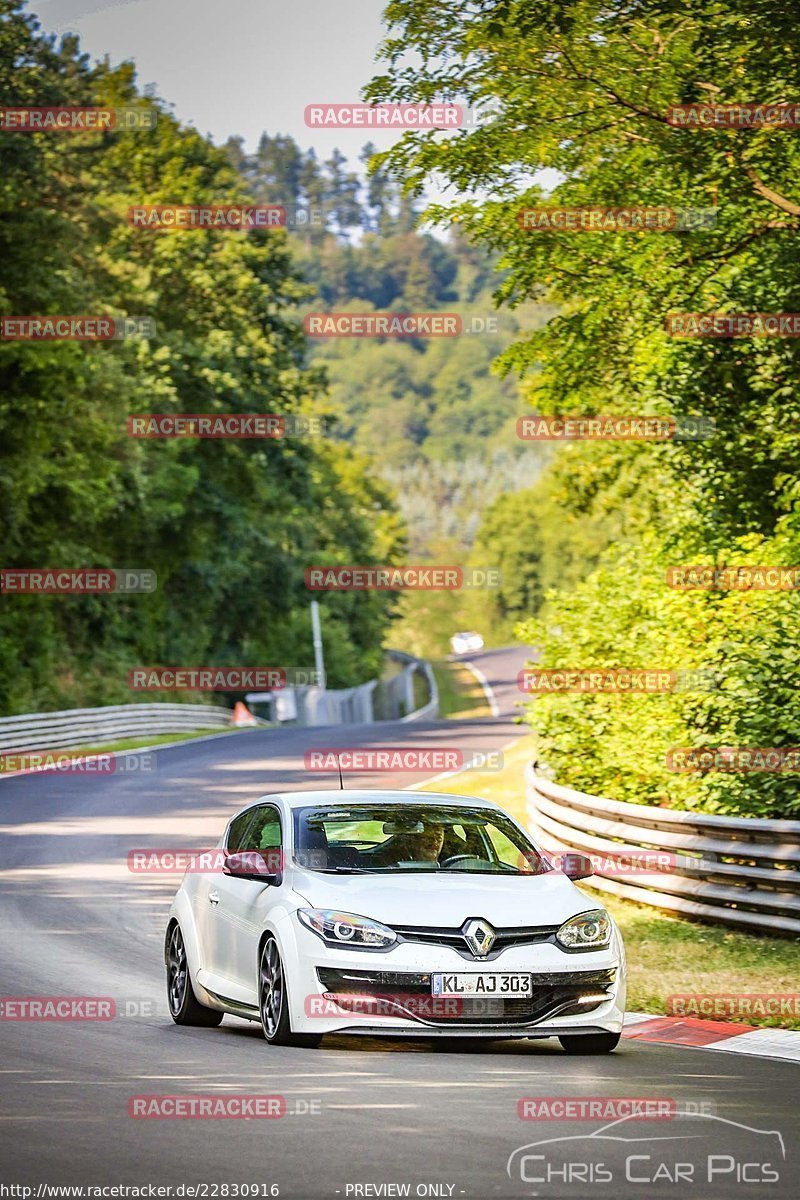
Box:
207;803;283;1003
194;806;255;986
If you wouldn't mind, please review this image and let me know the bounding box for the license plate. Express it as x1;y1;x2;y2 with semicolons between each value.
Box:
431;973;532;997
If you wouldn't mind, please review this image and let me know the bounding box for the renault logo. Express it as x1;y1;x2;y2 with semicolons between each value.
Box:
462;918;496;957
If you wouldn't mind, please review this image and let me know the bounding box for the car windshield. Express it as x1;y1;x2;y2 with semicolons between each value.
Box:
292;803;549;875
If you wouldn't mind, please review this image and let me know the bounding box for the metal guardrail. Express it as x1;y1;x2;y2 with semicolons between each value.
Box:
400;660;439;722
525;762;800;938
0;654;439;748
290;653;438;726
0;703;232;753
387;651;439;722
293;680;379;726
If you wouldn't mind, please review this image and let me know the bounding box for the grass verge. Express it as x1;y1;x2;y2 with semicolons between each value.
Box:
418;734;800;1030
431;659;492;719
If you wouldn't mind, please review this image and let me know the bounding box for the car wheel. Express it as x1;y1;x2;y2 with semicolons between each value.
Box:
559;1031;621;1055
166;922;223;1027
258;935;320;1047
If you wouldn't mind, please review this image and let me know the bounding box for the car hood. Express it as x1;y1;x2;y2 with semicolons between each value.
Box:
290;868;594;928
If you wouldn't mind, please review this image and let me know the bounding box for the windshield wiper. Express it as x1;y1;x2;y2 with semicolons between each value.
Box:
309;865;429;874
312;866;371;874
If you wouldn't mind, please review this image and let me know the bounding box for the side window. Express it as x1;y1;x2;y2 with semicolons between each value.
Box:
227;809;256;852
249;810;281;850
240;805;283;872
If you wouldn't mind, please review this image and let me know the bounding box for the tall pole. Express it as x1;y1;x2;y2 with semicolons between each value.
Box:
310;600;326;691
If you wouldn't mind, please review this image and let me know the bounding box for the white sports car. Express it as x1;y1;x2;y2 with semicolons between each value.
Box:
166;790;626;1053
450;631;484;656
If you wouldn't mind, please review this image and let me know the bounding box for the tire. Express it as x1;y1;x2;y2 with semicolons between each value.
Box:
559;1031;621;1055
258;935;320;1048
166;922;223;1027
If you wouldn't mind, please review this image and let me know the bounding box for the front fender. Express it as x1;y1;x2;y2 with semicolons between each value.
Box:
253;902;303;1020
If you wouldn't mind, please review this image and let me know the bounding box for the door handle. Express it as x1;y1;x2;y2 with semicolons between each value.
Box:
208;891;220;906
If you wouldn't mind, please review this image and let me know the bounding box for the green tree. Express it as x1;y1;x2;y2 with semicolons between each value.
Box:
365;0;800;539
364;0;800;814
0;1;403;713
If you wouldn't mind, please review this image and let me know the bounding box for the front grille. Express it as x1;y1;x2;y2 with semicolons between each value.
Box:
316;967;616;1027
393;923;561;960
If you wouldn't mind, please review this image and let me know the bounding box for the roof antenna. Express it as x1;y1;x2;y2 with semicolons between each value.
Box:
336;753;344;791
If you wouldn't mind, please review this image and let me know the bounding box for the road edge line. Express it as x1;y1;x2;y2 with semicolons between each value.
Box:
461;659;500;717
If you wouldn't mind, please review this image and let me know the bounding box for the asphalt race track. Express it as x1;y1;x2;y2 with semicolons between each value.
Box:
1;647;797;1199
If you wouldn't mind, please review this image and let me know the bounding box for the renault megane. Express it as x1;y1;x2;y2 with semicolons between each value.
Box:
165;790;626;1052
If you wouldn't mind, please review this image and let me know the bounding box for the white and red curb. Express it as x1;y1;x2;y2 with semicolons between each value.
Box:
623;1011;800;1062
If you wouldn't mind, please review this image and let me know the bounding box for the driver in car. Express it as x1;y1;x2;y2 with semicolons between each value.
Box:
374;821;445;865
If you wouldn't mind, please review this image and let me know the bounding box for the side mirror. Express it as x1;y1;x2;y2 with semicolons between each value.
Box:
223;850;282;883
561;852;594;881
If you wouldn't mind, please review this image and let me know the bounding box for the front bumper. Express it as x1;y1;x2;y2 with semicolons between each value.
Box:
284;920;626;1038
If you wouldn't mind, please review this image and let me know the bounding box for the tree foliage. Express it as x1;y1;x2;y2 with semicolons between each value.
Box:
0;1;403;713
366;0;800;815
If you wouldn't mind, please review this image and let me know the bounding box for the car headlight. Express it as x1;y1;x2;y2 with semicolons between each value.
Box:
297;908;397;949
556;909;612;951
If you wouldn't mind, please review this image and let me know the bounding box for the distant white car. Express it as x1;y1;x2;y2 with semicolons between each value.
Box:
450;631;484;656
166;790;626;1053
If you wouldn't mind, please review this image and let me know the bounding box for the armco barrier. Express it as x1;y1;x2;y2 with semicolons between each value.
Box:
0;655;439;746
293;680;379;726
387;651;439;722
291;653;438;726
525;762;800;937
0;703;232;753
400;660;439;722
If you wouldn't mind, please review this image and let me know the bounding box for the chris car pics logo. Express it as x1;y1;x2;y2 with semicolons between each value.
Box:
506;1112;784;1192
